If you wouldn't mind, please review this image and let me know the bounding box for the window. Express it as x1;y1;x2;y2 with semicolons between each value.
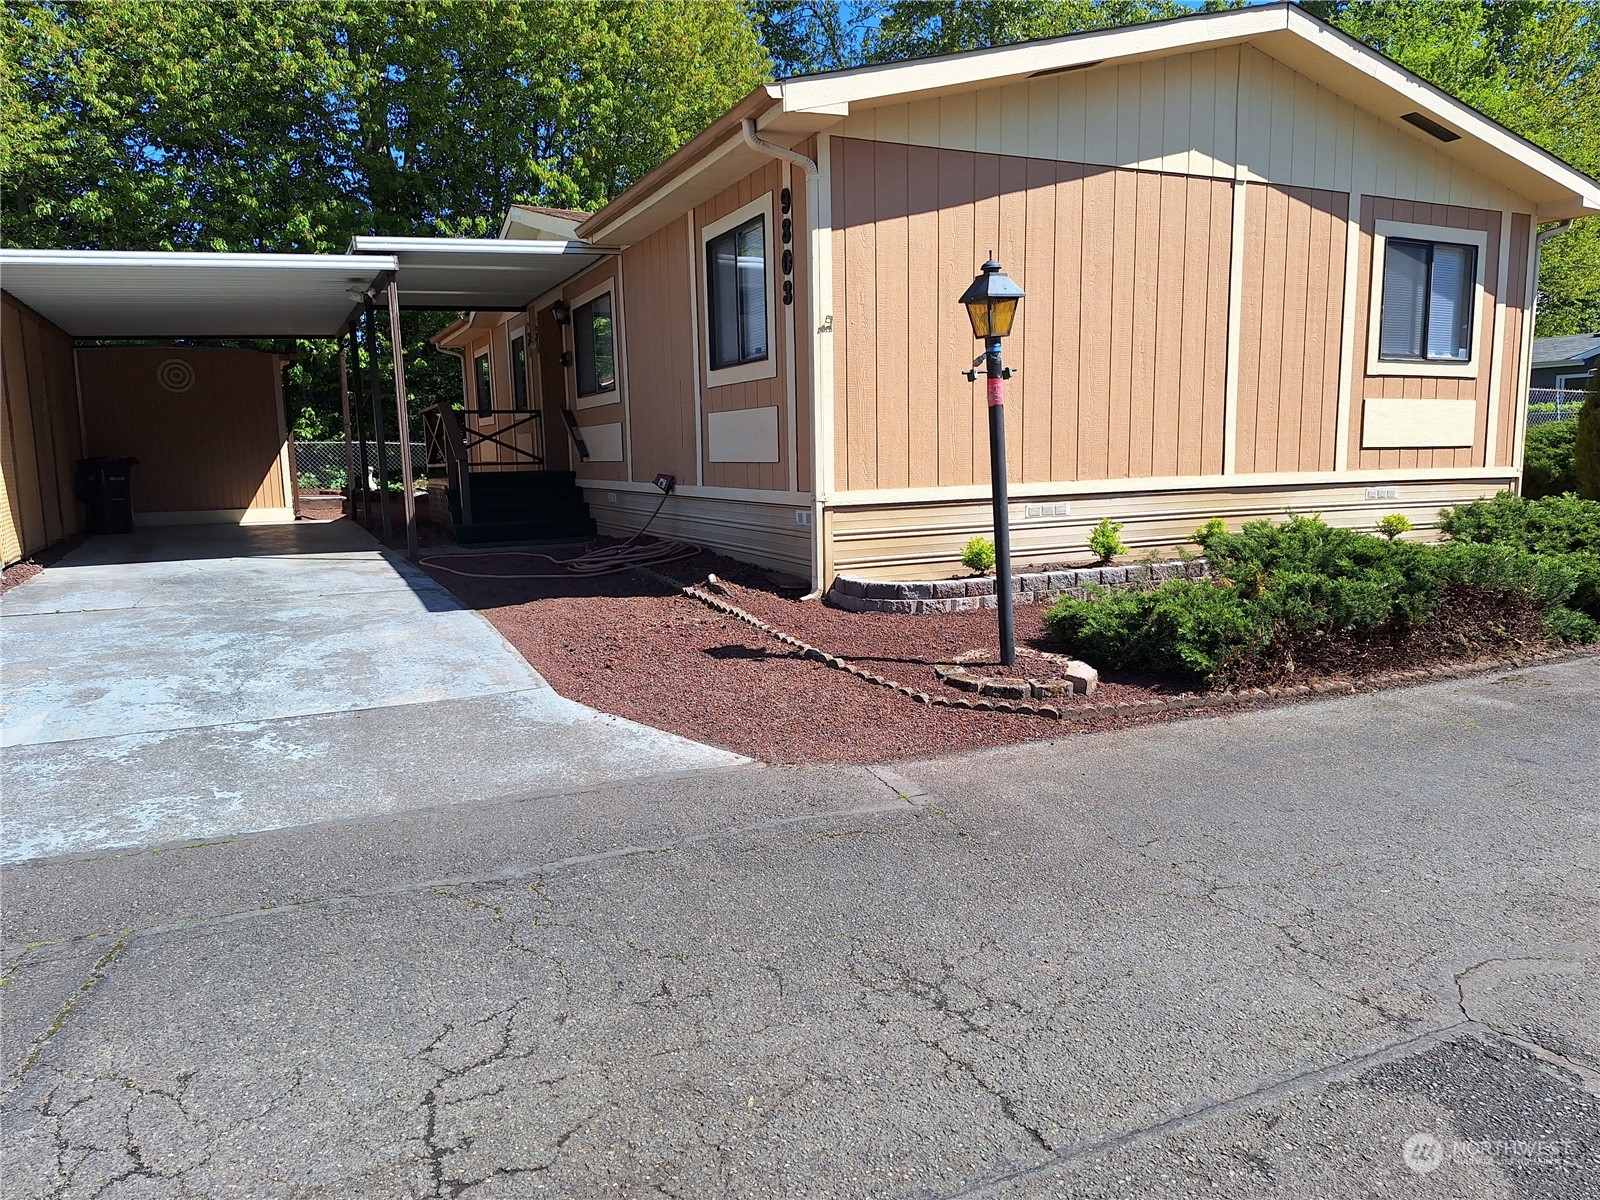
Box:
706;213;768;371
509;332;529;411
1366;219;1487;379
473;351;492;417
574;292;616;399
1378;237;1477;363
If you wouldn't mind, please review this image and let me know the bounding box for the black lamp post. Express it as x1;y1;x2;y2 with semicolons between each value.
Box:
959;255;1025;668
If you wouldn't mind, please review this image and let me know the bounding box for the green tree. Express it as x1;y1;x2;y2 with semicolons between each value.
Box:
870;0;1185;60
1;0;770;434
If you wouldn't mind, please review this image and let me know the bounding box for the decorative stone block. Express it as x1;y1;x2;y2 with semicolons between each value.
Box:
931;580;967;599
1124;564;1151;581
835;576;868;598
1099;567;1127;584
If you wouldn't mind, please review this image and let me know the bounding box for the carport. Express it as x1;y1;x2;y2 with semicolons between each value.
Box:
0;238;608;562
1;240;737;863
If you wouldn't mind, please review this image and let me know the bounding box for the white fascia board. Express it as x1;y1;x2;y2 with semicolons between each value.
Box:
0;248;398;276
348;237;600;257
1279;7;1600;217
772;3;1287;112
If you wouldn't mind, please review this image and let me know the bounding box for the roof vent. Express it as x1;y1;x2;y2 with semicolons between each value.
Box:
1400;111;1460;142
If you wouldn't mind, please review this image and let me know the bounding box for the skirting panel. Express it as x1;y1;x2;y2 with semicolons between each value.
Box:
827;475;1516;579
1361;397;1478;449
581;485;811;577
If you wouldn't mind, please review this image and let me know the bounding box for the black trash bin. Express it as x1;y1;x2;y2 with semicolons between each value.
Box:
75;457;138;535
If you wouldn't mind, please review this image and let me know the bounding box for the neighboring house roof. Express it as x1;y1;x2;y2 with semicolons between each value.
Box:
577;0;1600;246
499;205;591;242
1531;333;1600;370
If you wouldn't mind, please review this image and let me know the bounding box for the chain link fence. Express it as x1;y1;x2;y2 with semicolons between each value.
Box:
294;440;428;492
1527;388;1588;428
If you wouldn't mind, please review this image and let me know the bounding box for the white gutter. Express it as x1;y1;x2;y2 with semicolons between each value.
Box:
739;118;818;182
740;120;831;595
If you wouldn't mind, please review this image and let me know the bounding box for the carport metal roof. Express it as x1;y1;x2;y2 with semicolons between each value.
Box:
0;249;399;339
0;238;611;338
347;236;610;310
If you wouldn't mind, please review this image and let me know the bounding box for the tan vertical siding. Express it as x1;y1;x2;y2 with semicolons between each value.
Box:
835;44;1528;213
1496;212;1533;469
1235;183;1348;474
1351;196;1503;472
619;217;698;486
75;346;286;514
832;138;1232;493
1;295;83;563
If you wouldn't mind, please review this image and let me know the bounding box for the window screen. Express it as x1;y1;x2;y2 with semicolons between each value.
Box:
473;351;492;416
1379;237;1476;362
706;214;768;370
510;333;529;411
574;293;616;398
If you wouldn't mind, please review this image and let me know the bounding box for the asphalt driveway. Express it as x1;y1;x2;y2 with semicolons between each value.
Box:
2;657;1595;1198
0;521;743;861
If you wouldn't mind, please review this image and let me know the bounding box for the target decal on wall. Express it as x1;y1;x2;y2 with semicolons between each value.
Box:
156;358;197;393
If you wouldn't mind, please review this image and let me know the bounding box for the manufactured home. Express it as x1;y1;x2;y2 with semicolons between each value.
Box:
433;2;1599;584
4;4;1598;586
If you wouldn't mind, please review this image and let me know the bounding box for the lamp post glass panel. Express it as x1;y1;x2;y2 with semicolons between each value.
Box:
959;256;1024;668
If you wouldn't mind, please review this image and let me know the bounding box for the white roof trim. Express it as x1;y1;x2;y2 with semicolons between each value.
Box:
774;4;1285;112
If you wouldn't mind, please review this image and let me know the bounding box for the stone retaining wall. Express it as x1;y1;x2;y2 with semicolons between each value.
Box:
827;559;1211;614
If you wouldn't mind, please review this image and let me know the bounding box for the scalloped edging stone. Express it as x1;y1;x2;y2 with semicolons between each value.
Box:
826;558;1210;614
640;567;1599;727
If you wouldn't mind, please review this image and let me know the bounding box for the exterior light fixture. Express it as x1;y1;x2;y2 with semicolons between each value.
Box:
959;254;1025;668
551;300;571;325
958;256;1025;339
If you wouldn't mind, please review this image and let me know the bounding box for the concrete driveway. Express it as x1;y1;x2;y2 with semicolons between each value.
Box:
0;522;743;862
2;658;1595;1198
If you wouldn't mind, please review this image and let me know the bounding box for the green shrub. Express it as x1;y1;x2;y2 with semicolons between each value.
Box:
1045;580;1268;685
1374;513;1413;540
1046;512;1600;688
1192;517;1229;550
1522;419;1579;498
961;535;996;574
1438;492;1600;555
1088;517;1128;564
1578;371;1600;501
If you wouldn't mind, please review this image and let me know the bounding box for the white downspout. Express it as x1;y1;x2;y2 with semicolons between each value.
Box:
741;118;829;595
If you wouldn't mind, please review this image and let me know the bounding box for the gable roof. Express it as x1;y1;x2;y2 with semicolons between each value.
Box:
579;1;1600;245
1532;333;1600;370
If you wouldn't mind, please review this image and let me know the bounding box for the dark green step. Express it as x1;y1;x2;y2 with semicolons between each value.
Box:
455;516;596;546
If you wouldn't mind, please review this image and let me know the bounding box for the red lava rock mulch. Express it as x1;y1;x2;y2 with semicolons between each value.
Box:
1;531;90;596
413;548;1163;764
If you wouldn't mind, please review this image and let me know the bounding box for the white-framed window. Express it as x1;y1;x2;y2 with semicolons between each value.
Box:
701;193;777;388
1366;219;1488;379
1555;372;1593;392
472;349;492;417
509;329;530;411
570;280;620;408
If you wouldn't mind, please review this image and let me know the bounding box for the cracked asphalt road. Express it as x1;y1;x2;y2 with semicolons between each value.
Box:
2;658;1597;1198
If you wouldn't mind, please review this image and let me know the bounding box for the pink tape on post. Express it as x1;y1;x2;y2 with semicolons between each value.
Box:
987;376;1004;407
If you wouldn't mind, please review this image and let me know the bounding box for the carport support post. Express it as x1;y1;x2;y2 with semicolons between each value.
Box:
385;277;420;560
362;297;394;542
337;332;356;518
349;325;373;528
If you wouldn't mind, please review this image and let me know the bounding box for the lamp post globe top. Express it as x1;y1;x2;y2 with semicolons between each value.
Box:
959;256;1025;340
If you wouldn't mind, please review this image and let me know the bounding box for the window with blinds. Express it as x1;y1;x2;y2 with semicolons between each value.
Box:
509;332;529;411
706;214;769;371
1378;238;1476;363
